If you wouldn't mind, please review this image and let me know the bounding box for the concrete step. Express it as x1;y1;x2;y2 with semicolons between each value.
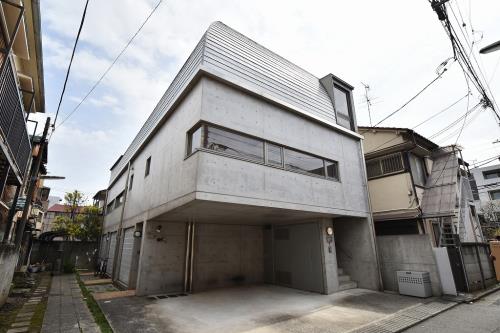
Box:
338;281;357;291
338;274;351;283
337;267;344;275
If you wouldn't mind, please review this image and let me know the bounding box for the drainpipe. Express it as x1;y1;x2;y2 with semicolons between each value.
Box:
359;140;384;291
111;161;132;282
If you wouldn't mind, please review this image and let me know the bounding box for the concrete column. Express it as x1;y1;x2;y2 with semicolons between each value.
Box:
318;218;339;294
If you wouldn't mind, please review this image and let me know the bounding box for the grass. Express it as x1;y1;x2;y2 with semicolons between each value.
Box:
30;276;51;332
76;273;114;333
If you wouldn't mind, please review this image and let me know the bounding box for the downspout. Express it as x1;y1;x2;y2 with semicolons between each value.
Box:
359;140;383;291
111;161;132;282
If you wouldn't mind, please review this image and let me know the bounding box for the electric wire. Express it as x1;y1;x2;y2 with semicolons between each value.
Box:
55;0;164;131
52;0;90;128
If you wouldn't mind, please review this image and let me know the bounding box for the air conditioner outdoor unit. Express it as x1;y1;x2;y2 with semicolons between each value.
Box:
396;271;432;298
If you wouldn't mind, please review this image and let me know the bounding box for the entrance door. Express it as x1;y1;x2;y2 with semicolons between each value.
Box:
273;223;324;293
447;247;468;292
118;227;135;287
106;232;117;276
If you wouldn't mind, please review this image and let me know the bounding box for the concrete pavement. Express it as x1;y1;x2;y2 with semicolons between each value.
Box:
41;274;100;333
403;289;500;333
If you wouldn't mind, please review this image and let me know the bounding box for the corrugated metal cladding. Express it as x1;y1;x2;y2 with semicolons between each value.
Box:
106;232;117;276
118;227;135;286
110;21;337;183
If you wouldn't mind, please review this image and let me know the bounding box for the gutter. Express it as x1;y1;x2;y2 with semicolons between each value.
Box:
31;0;45;113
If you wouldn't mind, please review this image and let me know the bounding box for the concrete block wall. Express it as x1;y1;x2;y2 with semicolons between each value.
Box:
193;223;264;291
136;221;187;295
0;245;17;307
376;235;442;296
461;244;496;291
334;217;380;291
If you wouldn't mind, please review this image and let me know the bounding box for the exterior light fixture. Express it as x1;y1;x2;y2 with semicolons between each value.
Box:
326;226;334;235
156;225;162;233
134;230;142;238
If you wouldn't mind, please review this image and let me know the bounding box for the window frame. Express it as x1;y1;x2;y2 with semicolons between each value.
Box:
114;192;124;209
483;169;500;180
185;122;340;182
129;174;134;191
332;83;354;131
366;152;405;180
106;200;115;215
489;189;500;200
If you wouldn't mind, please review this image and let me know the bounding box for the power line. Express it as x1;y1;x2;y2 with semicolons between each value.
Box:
53;0;90;128
55;0;164;130
428;102;481;139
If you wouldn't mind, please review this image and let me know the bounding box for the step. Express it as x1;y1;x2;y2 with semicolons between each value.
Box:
338;281;357;291
338;274;351;283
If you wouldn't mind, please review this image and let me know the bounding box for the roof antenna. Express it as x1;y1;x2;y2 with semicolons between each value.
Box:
361;82;373;126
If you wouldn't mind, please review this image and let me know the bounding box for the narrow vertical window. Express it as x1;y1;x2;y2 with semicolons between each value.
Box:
145;157;151;177
325;160;339;180
129;174;134;191
188;126;202;155
266;143;283;167
333;85;353;130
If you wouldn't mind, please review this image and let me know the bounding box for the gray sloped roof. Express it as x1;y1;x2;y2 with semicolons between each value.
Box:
109;21;350;184
421;148;459;217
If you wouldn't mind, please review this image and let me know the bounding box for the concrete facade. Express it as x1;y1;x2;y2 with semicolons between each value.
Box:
0;245;17;307
102;22;379;297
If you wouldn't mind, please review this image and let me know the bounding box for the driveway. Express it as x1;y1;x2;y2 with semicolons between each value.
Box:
98;285;424;333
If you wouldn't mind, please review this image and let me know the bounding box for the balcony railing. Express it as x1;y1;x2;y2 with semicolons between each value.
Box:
0;56;31;181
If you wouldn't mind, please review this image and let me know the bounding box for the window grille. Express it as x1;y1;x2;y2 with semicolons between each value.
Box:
367;153;404;179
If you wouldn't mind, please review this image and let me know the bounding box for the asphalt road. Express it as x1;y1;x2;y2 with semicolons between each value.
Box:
404;290;500;333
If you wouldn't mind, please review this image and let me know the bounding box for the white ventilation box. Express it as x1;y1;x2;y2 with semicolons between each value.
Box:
396;271;432;298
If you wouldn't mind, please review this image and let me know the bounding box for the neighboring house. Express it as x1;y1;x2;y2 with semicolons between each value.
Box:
92;189;107;214
0;0;45;307
361;127;493;294
0;0;45;242
101;22;380;296
42;204;84;233
470;164;500;235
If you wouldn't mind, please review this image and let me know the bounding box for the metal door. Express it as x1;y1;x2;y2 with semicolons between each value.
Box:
447;246;468;292
273;223;324;293
118;227;135;286
106;232;117;276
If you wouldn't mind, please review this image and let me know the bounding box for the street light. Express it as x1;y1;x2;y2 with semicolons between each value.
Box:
480;40;500;54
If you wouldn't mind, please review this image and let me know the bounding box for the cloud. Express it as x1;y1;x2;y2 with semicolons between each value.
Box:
39;0;500;197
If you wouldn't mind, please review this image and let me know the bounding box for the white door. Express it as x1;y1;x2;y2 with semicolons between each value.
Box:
106;232;117;276
118;227;135;287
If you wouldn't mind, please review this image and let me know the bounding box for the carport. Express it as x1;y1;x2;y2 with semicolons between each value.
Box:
129;200;379;297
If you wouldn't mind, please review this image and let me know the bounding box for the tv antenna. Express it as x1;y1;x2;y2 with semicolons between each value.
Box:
361;82;373;126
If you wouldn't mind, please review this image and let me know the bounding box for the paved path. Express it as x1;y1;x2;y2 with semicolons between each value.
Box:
41;274;100;333
403;289;500;333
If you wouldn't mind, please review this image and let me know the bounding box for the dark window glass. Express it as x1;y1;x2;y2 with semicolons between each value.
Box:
115;192;124;208
129;175;134;191
490;190;500;200
285;149;325;176
333;85;352;130
106;201;114;214
204;126;264;162
266;143;282;167
409;154;426;186
325;160;339;180
188;126;202;155
366;153;404;179
483;169;500;180
145;157;151;177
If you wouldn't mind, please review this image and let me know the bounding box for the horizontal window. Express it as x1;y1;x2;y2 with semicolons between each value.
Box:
115;192;124;209
187;123;340;181
106;200;114;215
483;169;500;180
490;190;500;200
366;153;404;179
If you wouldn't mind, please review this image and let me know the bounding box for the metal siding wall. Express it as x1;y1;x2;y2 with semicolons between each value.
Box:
118;227;135;286
108;22;340;185
106;232;117;276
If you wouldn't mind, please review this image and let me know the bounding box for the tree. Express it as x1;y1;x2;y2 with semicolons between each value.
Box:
52;191;102;241
480;201;500;239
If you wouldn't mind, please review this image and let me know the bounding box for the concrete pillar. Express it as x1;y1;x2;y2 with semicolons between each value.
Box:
318;218;339;294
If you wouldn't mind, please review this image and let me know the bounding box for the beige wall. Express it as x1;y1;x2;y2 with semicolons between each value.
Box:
362;130;405;154
368;172;418;213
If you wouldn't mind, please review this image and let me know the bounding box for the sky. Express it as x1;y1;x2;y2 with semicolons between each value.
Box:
32;0;500;201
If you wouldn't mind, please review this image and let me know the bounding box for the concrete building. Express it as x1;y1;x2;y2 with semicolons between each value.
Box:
101;22;380;296
470;164;500;237
361;127;493;294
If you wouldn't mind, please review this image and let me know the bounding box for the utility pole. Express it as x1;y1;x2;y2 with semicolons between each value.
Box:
361;82;373;126
14;117;51;251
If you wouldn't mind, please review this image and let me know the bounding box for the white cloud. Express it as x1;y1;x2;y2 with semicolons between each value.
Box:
40;0;500;196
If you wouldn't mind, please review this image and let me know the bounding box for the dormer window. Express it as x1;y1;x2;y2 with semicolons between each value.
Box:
333;85;353;130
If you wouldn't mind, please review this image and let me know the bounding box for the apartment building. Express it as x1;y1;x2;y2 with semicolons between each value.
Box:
470;164;500;236
101;22;380;296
